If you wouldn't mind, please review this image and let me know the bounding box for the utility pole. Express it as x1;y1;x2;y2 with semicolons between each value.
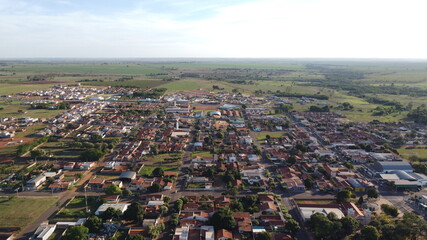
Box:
84;186;89;213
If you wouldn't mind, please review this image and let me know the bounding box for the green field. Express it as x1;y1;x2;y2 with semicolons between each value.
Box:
397;148;427;161
0;84;54;95
139;165;180;176
0;197;58;228
53;196;101;221
255;132;284;141
191;151;213;159
148;153;182;163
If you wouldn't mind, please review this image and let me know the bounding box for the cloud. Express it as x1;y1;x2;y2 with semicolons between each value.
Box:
0;0;426;58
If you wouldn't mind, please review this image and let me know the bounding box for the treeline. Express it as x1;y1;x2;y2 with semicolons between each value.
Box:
407;106;427;124
275;91;329;100
30;102;70;110
16;136;49;156
132;88;166;99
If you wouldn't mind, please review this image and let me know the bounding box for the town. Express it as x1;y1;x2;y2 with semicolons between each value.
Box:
0;83;426;240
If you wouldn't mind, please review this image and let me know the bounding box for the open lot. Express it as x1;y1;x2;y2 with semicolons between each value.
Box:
52;196;101;222
139;165;180;176
0;196;58;228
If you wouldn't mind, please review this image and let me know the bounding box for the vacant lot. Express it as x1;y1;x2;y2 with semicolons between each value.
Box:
0;197;58;228
139;165;180;176
397;147;427;161
255;132;283;141
53;196;100;221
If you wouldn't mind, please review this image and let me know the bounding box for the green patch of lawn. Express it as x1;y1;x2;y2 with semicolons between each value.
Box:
0;197;58;228
186;182;206;189
191;151;213;159
53;196;100;221
149;153;182;163
139;165;180;176
255;132;283;141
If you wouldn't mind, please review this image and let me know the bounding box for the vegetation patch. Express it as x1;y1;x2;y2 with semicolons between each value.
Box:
0;196;58;228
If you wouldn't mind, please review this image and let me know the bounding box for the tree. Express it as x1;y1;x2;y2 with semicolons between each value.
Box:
308;212;339;239
80;149;104;161
128;235;144;240
62;225;89;240
367;188;379;199
229;186;238;196
255;231;272;240
340;216;359;235
85;216;102;233
148;182;163;193
174;199;183;211
304;177;314;189
160;205;168;215
152;167;164;177
148;224;165;239
285;219;300;235
360;225;380;240
105;184;122;195
381;204;399;217
337;189;352;203
102;207;122;220
30;149;46;159
122;189;132;197
170;213;179;226
287;155;297;165
230;200;244;212
209;207;236;231
123;203;144;223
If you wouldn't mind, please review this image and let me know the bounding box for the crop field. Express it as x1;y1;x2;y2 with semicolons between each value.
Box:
0;196;58;228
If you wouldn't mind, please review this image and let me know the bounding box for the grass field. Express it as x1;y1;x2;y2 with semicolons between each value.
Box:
191;151;213;159
0;197;58;228
0;84;54;95
255;132;284;141
0;103;66;119
148;153;182;163
397;147;427;161
139;165;180;176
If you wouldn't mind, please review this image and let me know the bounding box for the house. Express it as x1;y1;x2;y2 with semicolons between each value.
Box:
26;175;46;190
48;181;71;191
216;229;233;240
87;178;106;190
95;203;130;216
233;212;252;234
259;202;278;213
119;171;137;181
258;195;275;204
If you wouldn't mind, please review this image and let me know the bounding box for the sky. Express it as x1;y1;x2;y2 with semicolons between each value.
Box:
1;0;427;58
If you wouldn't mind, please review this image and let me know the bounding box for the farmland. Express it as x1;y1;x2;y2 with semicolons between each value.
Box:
1;59;427;124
